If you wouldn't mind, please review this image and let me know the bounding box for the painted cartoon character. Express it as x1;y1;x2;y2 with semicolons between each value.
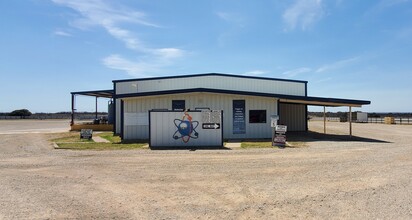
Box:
173;112;199;143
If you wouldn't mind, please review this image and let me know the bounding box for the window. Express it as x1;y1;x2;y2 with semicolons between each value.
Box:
172;100;185;111
249;110;266;123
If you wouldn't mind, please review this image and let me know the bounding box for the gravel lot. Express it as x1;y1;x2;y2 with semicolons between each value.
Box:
0;120;411;219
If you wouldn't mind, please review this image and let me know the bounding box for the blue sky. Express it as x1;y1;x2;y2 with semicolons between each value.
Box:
1;0;411;113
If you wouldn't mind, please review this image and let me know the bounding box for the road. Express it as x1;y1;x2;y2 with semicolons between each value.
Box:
0;120;411;219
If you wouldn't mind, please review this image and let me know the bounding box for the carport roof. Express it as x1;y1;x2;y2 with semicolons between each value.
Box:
71;89;113;98
115;88;370;107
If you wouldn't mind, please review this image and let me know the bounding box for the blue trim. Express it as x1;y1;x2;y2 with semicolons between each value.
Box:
71;89;113;98
112;73;308;84
115;88;371;106
113;83;117;134
305;82;308;97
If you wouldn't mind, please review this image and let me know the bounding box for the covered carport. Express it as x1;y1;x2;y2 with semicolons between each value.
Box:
70;90;114;130
278;96;371;137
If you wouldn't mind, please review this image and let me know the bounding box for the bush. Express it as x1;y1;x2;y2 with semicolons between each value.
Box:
9;109;32;118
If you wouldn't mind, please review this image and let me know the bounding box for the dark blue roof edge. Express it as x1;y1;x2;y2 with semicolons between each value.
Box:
114;88;370;106
71;89;114;98
112;73;308;84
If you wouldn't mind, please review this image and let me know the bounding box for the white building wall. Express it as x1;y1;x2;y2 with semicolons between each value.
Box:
116;75;306;96
121;92;278;140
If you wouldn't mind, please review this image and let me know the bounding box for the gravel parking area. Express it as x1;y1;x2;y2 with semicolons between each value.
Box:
0;120;411;219
0;119;70;134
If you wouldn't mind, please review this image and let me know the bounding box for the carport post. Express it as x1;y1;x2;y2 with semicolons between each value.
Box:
70;94;75;126
349;106;352;137
323;106;326;134
95;96;98;119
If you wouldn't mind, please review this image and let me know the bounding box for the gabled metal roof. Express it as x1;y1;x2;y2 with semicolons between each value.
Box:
71;89;113;98
112;72;308;84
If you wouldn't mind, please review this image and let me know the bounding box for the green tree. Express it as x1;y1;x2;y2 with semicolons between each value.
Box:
9;109;32;118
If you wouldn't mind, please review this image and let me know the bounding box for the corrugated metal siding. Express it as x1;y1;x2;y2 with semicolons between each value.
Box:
279;103;306;131
122;93;278;140
116;75;305;96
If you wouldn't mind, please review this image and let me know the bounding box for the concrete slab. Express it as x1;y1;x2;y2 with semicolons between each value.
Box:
92;136;110;143
225;141;241;148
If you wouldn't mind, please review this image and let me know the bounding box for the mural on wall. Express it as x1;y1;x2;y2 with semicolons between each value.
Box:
173;112;199;143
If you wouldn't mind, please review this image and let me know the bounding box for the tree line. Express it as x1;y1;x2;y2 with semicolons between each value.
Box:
308;112;412;118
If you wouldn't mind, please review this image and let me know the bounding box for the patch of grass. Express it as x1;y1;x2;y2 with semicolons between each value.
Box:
51;132;94;143
51;132;147;150
97;132;121;143
241;141;307;149
241;142;272;148
55;142;148;150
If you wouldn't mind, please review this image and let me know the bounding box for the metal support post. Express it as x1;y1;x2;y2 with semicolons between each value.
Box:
95;96;98;119
349;106;352;137
70;94;75;126
323;106;326;134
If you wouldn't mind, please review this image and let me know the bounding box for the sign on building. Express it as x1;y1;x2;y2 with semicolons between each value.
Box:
149;110;223;147
233;100;245;134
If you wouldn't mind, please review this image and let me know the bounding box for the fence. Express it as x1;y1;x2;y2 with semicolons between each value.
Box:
368;118;412;124
309;117;412;125
309;117;341;122
0;114;108;120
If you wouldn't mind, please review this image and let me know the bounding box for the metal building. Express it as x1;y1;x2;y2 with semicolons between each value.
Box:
71;73;371;141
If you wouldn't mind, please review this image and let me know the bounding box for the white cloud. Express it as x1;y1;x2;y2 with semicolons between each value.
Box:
102;54;155;78
283;0;324;31
243;70;267;76
102;52;184;78
152;48;185;59
52;0;186;76
316;56;360;73
281;67;312;77
53;30;72;37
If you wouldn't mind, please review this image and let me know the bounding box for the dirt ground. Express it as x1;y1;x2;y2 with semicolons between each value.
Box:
0;120;411;219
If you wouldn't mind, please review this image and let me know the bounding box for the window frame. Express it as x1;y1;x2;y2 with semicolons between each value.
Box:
249;110;267;123
172;100;186;111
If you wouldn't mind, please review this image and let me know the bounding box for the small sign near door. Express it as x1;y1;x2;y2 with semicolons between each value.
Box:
80;129;93;140
272;125;287;147
270;115;279;127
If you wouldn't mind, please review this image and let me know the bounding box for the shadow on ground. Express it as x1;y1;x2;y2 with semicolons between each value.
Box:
287;131;391;143
149;146;232;151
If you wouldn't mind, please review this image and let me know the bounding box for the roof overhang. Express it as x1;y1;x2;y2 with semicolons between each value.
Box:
71;89;114;98
115;88;370;107
279;99;364;107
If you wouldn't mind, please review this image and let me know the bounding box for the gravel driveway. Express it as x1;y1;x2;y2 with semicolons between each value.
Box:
0;120;411;219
